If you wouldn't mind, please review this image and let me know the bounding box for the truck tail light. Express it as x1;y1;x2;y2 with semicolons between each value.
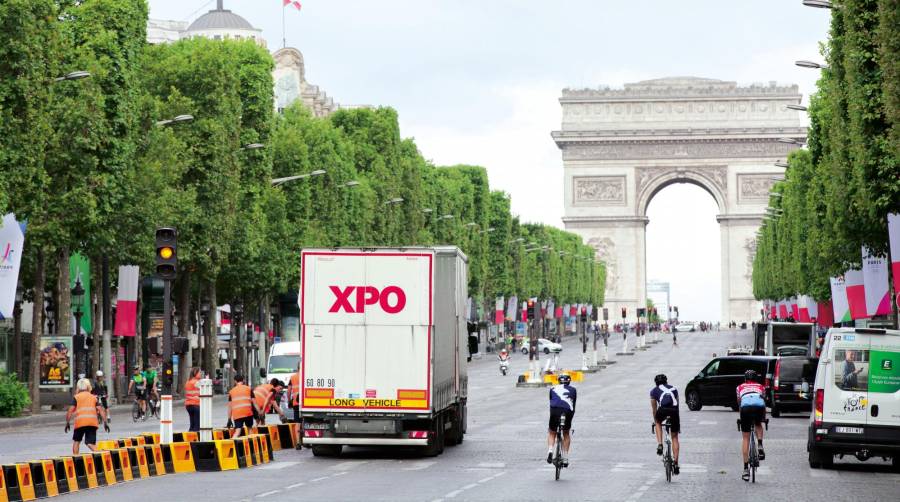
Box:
774;360;781;389
814;388;824;427
407;431;429;439
304;430;324;438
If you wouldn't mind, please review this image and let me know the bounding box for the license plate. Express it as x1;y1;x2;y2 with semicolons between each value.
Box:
835;426;863;434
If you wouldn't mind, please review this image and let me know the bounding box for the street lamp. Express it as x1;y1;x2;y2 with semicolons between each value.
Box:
768;192;783;198
241;143;265;150
478;227;495;234
439;214;454;220
422;208;434;213
802;0;833;8
509;237;525;244
155;114;194;127
465;222;477;228
342;180;360;188
786;104;808;112
232;303;244;375
795;60;827;70
72;278;86;378
54;71;91;82
271;169;327;186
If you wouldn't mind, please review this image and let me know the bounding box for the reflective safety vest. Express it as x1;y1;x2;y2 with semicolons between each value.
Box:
253;383;274;413
73;391;99;429
229;384;253;420
289;373;300;407
185;378;200;407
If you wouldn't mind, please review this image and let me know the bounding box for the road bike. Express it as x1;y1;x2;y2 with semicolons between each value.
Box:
738;417;768;483
653;419;674;482
552;414;569;481
132;395;146;422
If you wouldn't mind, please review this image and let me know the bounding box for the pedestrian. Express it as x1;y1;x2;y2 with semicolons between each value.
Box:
253;378;287;426
66;378;109;455
288;362;303;450
184;367;202;433
227;374;255;439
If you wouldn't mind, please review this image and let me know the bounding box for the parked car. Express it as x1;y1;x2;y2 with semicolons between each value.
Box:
675;323;696;333
520;338;563;355
808;327;900;470
685;356;777;411
770;355;817;417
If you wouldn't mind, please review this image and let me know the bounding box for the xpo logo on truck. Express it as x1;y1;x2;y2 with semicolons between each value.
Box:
328;285;407;314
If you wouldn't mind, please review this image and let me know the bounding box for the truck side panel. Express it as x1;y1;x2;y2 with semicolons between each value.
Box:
431;249;467;412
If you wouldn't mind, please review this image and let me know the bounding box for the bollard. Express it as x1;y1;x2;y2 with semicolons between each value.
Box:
160;395;174;444
27;463;49;499
276;424;295;450
51;458;74;495
199;378;213;443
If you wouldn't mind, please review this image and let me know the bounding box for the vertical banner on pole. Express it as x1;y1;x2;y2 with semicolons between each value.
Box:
888;213;900;311
494;296;504;325
845;270;868;320
830;277;851;324
861;247;891;317
0;213;26;319
506;296;517;321
114;266;140;337
69;254;92;334
790;297;800;321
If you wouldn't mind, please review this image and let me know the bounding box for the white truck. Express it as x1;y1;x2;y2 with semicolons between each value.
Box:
299;247;468;457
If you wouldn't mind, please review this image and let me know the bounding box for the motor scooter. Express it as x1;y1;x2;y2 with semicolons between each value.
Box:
499;358;510;376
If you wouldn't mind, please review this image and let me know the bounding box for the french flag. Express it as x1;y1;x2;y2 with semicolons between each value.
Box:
114;266;139;337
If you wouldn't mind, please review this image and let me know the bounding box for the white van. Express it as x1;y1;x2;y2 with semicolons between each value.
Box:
265;341;301;388
807;327;900;470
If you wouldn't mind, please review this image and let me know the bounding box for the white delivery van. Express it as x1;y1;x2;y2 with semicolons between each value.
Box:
808;327;900;470
300;247;468;457
265;341;301;384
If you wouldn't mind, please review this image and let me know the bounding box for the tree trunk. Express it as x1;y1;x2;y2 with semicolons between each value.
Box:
56;248;70;337
29;249;45;414
176;270;192;393
203;280;218;377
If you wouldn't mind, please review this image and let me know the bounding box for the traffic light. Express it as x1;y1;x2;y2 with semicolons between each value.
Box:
527;300;535;321
155;227;177;280
602;308;609;321
580;306;587;322
621;307;627;319
591;307;599;322
674;306;679;315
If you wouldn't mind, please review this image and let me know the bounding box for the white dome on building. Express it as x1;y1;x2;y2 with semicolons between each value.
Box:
182;0;265;47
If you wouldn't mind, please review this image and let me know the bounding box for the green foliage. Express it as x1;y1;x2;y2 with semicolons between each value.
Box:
753;0;899;303
0;373;31;418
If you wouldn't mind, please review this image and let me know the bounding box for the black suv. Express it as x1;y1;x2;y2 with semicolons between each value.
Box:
685;356;776;411
769;355;816;417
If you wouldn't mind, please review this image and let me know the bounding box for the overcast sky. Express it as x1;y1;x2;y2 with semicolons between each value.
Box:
148;0;830;320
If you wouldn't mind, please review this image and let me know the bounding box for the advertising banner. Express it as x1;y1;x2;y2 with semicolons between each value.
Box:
69;253;91;334
830;277;851;324
861;247;891;317
39;337;73;388
845;269;868;320
790;297;800;321
0;213;26;319
889;213;900;301
495;296;504;325
114;265;140;337
506;296;517;321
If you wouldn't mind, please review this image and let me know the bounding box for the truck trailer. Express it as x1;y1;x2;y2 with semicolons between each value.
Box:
299;247;468;457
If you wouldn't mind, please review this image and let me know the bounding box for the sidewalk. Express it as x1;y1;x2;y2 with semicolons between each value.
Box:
0;395;228;431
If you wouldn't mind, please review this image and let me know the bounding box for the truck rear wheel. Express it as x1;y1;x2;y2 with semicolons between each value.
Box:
445;407;464;446
311;445;342;457
422;417;445;457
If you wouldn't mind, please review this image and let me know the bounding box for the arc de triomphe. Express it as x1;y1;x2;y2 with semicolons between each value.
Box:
552;77;806;324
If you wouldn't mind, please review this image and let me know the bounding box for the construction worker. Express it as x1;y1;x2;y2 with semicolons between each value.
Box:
253;378;287;426
184;367;202;432
288;363;303;450
65;378;109;455
227;374;256;438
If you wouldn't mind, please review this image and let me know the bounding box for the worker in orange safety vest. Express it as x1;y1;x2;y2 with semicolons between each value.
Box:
65;378;109;454
253;379;286;426
228;374;257;438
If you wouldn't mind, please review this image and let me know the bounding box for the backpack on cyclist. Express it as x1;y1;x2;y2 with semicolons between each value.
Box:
656;384;678;407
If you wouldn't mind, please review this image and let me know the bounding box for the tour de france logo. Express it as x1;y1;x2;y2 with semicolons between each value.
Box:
843;395;867;413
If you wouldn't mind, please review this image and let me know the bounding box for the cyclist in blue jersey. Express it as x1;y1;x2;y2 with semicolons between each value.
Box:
547;374;576;466
650;374;680;475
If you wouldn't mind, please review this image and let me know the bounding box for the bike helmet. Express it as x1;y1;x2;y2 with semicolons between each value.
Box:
558;374;572;385
744;369;759;382
96;370;104;377
654;374;667;386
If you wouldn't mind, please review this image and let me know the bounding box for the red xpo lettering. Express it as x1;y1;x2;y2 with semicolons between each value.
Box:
328;286;407;314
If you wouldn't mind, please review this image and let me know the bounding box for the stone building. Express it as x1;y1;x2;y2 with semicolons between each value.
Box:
147;0;339;116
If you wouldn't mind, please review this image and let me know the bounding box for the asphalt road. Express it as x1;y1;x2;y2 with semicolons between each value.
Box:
2;329;897;501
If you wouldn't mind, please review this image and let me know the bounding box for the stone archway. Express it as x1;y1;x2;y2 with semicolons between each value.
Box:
553;77;807;324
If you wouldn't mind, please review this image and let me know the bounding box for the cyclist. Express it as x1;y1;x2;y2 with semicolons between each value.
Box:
91;370;110;423
127;365;147;417
650;374;680;475
737;369;767;481
143;365;159;410
547;373;576;466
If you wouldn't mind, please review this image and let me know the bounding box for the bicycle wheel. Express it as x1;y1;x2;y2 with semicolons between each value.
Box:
749;439;758;483
665;451;672;483
132;401;141;422
554;438;562;481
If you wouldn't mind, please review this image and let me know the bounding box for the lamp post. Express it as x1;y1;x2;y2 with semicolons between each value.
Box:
72;278;86;379
13;289;23;380
795;60;827;70
54;71;91;82
232;303;244;377
271;169;326;186
199;302;210;373
45;291;55;336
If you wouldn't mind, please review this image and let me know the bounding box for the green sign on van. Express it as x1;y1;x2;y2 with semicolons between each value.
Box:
869;351;900;393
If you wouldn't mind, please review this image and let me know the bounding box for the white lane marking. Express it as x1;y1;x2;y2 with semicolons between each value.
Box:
445;490;463;498
476;462;505;468
443;471;505;498
637;485;649;491
809;469;836;478
259;461;299;470
462;483;477;490
698;420;717;425
256;490;281;498
402;460;436;471
331;460;370;471
285;482;306;489
310;476;330;482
